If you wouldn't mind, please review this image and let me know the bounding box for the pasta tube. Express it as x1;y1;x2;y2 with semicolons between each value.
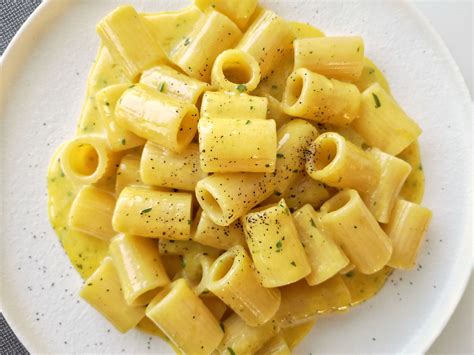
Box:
243;200;311;287
96;5;167;80
294;36;364;81
140;141;204;191
201;296;227;320
115;154;145;196
274;276;351;327
319;189;392;274
237;10;294;78
384;199;432;269
140;65;211;104
112;187;192;240
171;10;242;82
264;173;331;210
293;205;349;285
256;333;291;355
110;234;169;306
352;83;421;155
363;148;412;223
60;135;120;186
217;313;279;354
305;132;379;193
265;94;291;128
158;239;220;259
195;119;317;226
80;257;145;333
211;49;261;92
193;210;247;250
68;186;116;241
200;91;268;120
282;321;316;350
146;279;224;354
198;118;277;173
207;246;281;326
96;84;146;151
115;83;199;153
282;68;360;126
195;0;258;29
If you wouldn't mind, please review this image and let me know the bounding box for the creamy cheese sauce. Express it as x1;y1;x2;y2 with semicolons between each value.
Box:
47;8;425;348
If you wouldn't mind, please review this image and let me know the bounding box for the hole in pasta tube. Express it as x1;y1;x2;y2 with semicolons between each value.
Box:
320;190;354;214
176;108;198;147
285;73;304;107
134;288;160;306
313;136;338;170
198;188;225;221
209;253;236;282
68;143;99;176
222;61;253;84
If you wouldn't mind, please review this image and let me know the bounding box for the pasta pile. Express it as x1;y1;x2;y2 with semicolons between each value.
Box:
47;0;432;353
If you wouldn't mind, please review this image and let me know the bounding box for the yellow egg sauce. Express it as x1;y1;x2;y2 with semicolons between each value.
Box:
47;6;426;351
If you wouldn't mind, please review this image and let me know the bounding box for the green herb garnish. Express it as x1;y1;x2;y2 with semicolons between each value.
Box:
372;93;381;108
277;153;285;158
140;207;152;214
159;82;166;92
310;218;316;228
227;347;236;355
236;84;247;92
183;38;191;46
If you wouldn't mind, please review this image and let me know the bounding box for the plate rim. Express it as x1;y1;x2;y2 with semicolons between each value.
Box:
0;0;471;353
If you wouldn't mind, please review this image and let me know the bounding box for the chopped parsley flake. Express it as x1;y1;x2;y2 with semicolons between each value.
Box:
277;153;285;158
372;93;381;108
121;138;126;145
227;347;236;355
245;120;251;125
183;38;191;46
236;84;247;92
159;82;166;92
140;207;152;214
310;218;316;228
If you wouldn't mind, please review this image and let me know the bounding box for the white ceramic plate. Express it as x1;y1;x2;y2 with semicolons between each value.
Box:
0;0;471;353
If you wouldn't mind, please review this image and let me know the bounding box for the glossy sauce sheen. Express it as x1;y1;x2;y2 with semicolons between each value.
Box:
47;5;425;347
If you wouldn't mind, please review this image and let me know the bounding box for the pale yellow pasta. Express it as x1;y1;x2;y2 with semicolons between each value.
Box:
193;210;247;250
294;36;364;81
60;135;120;186
68;185;116;241
319;189;392;274
158;239;220;258
96;84;146;151
146;279;224;354
140;141;204;191
264;173;331;210
265;94;291;128
217;313;279;354
171;9;242;82
115;83;199;153
140;65;211;104
363;148;412;223
293;205;349;285
289;21;325;39
237;10;294;78
198;118;277;173
195;119;317;226
201;296;227;320
112;186;192;240
115;154;146;196
80;257;145;333
243;199;311;287
256;333;292;355
274;276;351;327
96;5;167;80
207;246;281;326
143;6;203;55
211;49;261;92
354;57;391;93
200;91;268;120
352;83;422;155
195;0;258;29
282;68;360;126
339;263;356;275
305;132;379;193
384;199;432;269
110;234;169;306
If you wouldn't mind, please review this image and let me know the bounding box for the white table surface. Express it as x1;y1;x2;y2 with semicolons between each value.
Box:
415;1;473;354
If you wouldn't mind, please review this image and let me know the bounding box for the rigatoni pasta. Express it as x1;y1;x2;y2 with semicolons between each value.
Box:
198;117;277;173
47;1;432;352
115;84;199;152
